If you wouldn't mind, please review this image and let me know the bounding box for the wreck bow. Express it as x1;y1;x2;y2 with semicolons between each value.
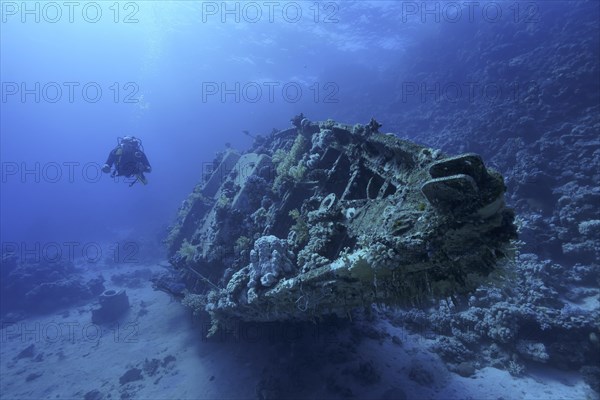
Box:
165;118;517;327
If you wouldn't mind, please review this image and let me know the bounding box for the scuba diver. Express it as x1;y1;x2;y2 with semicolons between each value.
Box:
102;136;151;186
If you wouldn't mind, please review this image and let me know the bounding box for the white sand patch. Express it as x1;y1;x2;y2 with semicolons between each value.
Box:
1;262;597;399
0;262;262;399
346;318;597;400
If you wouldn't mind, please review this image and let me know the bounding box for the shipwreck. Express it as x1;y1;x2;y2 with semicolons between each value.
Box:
163;115;517;331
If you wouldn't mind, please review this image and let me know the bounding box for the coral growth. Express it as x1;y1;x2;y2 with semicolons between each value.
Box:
170;117;516;330
247;235;295;289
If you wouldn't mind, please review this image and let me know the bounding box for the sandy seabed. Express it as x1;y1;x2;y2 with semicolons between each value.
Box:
0;262;596;400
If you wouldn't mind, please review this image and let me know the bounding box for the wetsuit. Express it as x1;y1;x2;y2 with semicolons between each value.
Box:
104;144;151;178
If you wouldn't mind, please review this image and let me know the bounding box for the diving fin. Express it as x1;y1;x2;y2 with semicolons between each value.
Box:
137;173;148;185
129;173;148;187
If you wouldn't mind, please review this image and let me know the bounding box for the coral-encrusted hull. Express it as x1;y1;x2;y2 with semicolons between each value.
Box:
167;118;517;327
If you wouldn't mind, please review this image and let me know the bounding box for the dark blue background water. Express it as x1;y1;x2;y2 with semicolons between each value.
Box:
1;0;596;249
1;2;599;399
2;2;399;245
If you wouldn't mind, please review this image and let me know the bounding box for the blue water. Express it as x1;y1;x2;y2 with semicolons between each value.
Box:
2;1;407;244
1;1;590;244
1;1;599;399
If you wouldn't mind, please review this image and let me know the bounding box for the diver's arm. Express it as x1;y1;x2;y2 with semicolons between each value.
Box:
140;152;151;172
102;148;118;173
105;148;117;167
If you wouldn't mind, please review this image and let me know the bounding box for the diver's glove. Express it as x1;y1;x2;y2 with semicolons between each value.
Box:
138;162;151;173
101;164;111;173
